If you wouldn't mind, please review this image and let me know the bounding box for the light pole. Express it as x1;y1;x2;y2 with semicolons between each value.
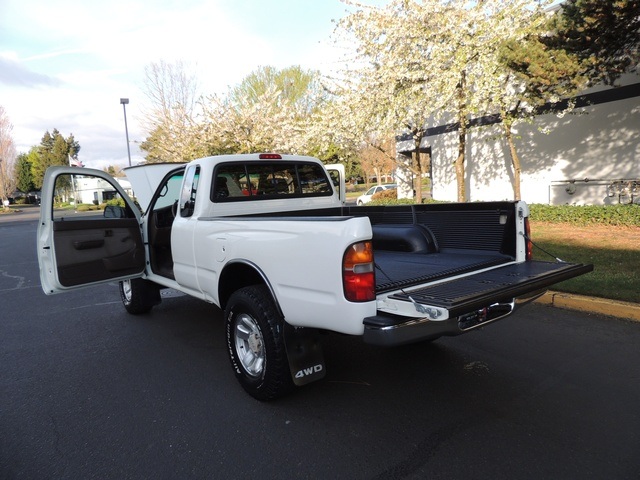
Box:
120;98;132;167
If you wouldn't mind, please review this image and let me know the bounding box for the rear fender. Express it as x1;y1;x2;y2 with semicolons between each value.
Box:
218;259;280;314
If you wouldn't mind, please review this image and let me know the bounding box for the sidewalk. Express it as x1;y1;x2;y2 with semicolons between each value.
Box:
0;205;41;222
536;291;640;322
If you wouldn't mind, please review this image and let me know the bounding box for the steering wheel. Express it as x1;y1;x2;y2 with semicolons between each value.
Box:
171;200;178;218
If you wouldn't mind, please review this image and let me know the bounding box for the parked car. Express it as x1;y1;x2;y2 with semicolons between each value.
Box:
356;184;397;205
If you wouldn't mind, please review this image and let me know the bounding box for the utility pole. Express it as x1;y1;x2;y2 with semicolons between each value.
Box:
120;98;132;167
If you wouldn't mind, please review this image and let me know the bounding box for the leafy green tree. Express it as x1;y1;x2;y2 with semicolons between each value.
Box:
15;152;35;193
138;127;166;163
31;129;81;189
66;133;80;161
497;32;588;199
103;165;125;177
230;65;323;115
546;0;640;86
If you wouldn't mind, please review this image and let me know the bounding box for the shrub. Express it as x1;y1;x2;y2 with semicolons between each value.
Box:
75;204;101;212
372;188;398;201
106;198;126;207
368;198;416;206
529;204;640;227
368;189;447;206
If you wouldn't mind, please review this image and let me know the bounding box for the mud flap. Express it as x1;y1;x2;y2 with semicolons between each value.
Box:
283;324;326;386
137;279;162;307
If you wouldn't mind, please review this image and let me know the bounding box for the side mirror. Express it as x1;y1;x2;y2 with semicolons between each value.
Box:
104;205;126;218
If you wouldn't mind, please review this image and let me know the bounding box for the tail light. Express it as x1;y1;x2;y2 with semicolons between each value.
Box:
524;218;533;261
343;241;375;302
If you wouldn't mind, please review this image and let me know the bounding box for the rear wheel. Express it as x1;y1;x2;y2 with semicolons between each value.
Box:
119;278;161;314
224;285;294;401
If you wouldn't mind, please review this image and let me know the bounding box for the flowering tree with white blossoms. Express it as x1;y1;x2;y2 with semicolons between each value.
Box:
199;66;327;156
332;0;556;202
200;86;297;154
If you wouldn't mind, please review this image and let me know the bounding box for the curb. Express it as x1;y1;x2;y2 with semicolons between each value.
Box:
535;291;640;322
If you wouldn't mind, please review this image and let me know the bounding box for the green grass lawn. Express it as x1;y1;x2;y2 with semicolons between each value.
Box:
531;222;639;304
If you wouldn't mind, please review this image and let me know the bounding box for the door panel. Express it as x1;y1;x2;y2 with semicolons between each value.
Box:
52;218;145;286
38;167;145;294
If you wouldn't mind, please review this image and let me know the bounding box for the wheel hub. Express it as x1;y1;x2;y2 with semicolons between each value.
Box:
248;332;262;355
121;279;132;302
234;314;266;377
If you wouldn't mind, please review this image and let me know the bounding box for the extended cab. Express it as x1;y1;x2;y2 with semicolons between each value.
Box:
37;153;592;400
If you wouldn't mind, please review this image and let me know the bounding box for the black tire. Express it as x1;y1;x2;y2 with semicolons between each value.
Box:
224;285;294;401
119;278;161;314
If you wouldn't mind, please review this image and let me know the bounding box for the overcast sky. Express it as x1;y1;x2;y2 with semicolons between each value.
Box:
0;0;365;169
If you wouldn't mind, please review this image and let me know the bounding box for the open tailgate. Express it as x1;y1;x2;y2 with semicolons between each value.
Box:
388;261;594;318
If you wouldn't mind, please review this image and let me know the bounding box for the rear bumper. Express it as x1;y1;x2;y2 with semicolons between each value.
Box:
363;289;545;346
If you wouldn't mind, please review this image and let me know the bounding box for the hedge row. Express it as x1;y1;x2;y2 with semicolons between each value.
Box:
366;195;639;227
528;204;640;227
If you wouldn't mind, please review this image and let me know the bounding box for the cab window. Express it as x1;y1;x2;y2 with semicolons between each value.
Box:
211;162;333;202
51;173;134;220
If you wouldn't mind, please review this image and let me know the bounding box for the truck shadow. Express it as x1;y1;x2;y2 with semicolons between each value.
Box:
144;293;506;410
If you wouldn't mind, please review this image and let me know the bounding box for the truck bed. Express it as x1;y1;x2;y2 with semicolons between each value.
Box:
357;204;593;312
374;250;511;292
250;203;592;313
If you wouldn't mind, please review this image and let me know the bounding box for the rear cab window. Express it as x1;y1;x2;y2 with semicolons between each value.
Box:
211;161;333;202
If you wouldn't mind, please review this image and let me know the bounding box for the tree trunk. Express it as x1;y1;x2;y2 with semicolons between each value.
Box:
425;150;433;201
504;124;522;200
503;121;522;201
374;167;381;186
413;132;423;204
455;125;466;202
455;72;467;202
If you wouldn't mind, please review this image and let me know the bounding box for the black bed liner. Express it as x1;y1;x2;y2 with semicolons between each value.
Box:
385;260;593;317
374;250;513;292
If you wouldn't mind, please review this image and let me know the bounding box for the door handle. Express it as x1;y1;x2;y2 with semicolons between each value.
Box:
73;240;105;250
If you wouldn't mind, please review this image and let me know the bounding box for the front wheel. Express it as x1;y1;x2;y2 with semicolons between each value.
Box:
119;278;161;314
224;285;294;401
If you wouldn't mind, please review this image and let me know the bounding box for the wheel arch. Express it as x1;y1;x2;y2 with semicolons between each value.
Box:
218;260;282;315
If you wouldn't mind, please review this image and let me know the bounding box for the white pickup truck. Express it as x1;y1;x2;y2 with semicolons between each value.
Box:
37;153;592;400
